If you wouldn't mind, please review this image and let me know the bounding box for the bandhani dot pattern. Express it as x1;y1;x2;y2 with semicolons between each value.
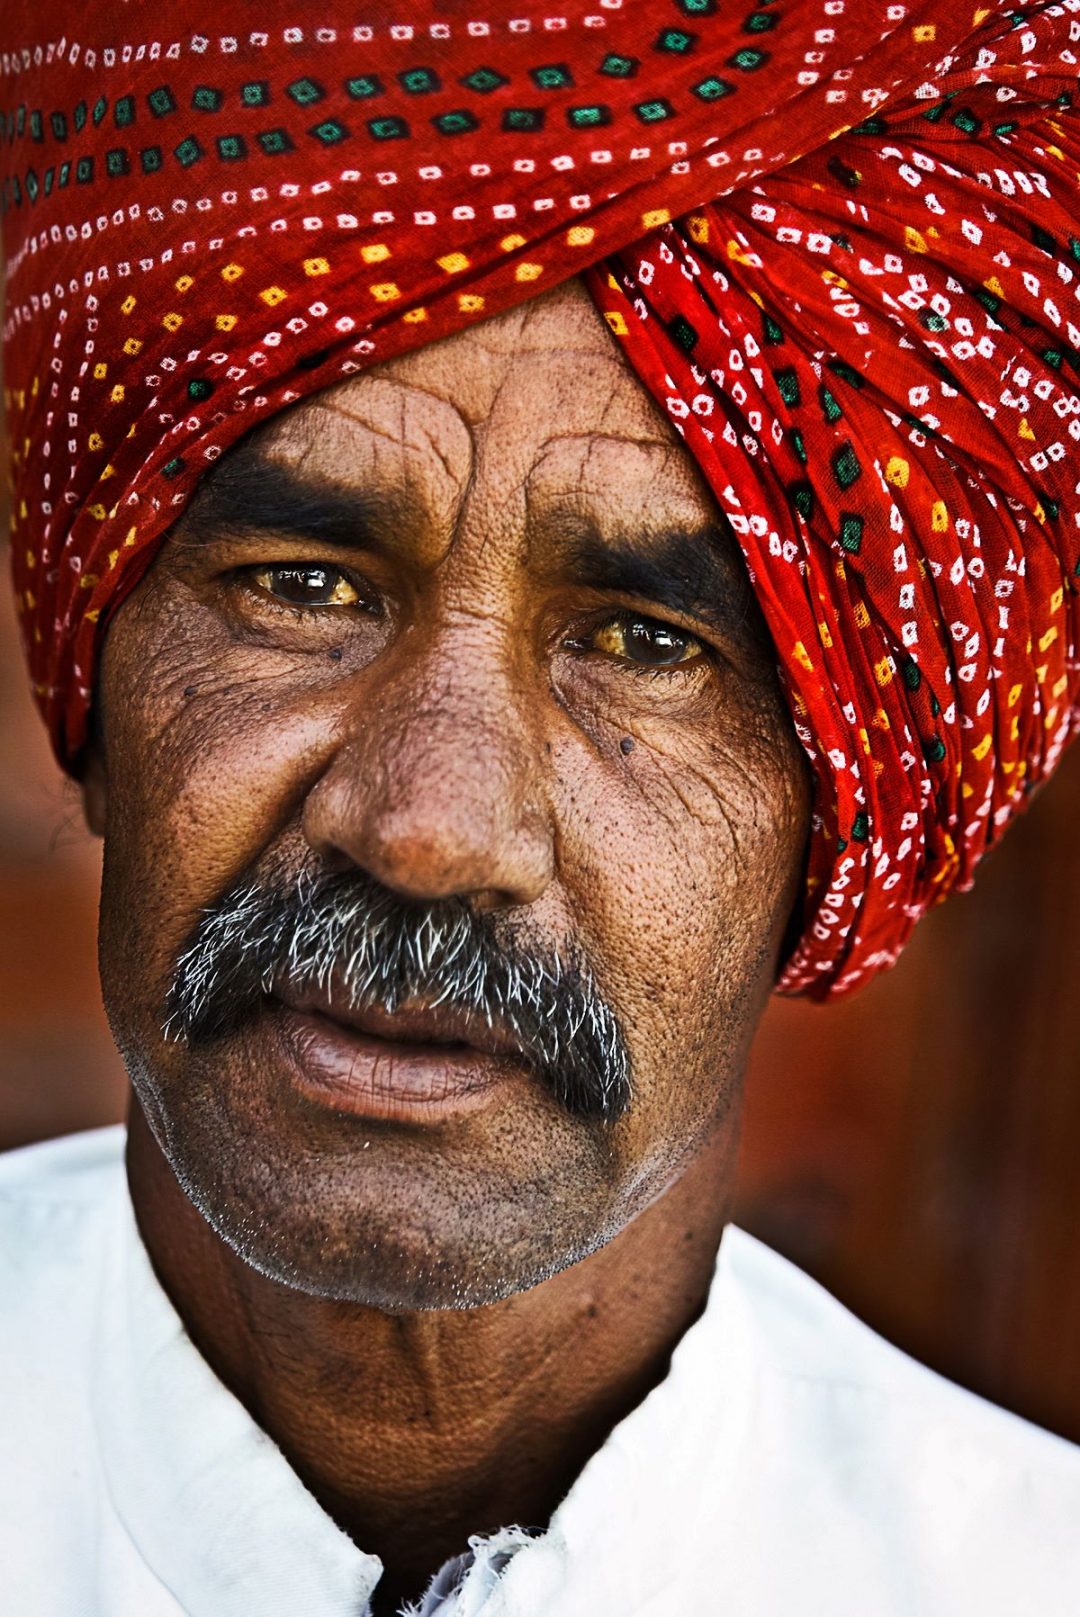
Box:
2;0;1079;999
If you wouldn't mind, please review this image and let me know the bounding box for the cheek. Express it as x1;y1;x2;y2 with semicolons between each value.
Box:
552;689;808;1093
97;588;342;1001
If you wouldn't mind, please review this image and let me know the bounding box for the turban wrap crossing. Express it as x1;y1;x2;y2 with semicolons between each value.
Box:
2;0;1079;997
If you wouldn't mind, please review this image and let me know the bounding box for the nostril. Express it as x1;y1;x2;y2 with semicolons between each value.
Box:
316;843;359;878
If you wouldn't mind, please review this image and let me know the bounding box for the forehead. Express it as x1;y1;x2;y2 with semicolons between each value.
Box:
247;277;712;519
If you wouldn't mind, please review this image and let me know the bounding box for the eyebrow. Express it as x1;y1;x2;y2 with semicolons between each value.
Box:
177;447;401;548
177;446;769;647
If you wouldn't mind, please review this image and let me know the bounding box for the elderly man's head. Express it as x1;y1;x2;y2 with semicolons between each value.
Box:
6;0;1077;1317
82;279;810;1308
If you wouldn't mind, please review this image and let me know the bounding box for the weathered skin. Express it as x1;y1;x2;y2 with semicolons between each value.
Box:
83;278;810;1613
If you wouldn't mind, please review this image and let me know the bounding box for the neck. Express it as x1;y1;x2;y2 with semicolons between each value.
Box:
126;1103;738;1614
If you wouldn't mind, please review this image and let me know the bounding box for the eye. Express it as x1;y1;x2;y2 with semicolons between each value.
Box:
589;614;705;668
250;563;363;609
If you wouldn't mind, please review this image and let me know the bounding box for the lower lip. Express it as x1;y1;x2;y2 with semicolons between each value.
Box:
269;1002;523;1125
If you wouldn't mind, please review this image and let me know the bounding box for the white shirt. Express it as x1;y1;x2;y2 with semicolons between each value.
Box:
2;1126;1078;1617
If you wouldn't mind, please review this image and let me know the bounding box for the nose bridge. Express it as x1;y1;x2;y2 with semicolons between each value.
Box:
304;613;554;907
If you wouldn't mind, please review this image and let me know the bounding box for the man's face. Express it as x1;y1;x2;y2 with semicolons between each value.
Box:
89;278;810;1309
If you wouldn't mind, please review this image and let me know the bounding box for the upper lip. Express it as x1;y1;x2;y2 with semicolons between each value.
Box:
272;982;524;1062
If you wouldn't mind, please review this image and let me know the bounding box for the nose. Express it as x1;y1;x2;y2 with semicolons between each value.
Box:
302;630;556;910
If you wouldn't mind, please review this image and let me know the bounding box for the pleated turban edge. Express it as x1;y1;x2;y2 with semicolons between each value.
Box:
3;0;1079;998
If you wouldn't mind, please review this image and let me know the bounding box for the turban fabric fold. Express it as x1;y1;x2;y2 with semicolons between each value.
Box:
2;0;1079;997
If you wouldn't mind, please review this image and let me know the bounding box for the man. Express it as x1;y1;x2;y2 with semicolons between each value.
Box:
2;3;1079;1614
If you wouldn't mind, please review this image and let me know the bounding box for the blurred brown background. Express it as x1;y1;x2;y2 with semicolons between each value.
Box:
2;527;1079;1444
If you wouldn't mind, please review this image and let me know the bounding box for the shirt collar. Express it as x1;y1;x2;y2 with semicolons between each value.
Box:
92;1166;758;1617
92;1172;381;1617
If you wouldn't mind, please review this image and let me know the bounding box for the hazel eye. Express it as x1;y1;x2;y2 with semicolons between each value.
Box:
251;563;362;608
590;615;705;667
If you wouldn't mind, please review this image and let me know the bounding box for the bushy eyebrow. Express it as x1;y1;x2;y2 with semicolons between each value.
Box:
175;446;770;648
176;448;400;548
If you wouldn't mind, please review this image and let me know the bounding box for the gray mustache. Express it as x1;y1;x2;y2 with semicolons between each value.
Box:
164;869;632;1124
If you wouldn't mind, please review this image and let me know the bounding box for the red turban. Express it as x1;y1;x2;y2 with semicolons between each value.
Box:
3;1;1078;997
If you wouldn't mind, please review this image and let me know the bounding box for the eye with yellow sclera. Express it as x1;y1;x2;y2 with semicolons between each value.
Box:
251;563;366;609
247;563;706;671
586;616;705;670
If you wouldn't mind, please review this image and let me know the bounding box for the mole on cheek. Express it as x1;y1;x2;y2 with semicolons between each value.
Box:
329;647;343;662
620;736;635;756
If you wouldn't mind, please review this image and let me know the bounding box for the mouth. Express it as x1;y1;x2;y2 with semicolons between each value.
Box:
267;985;529;1126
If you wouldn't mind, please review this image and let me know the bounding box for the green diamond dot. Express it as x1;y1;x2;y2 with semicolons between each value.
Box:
600;53;639;78
433;109;478;136
692;76;734;102
399;67;440;94
729;47;768;70
775;368;800;407
832;442;862;490
287;77;325;106
345;75;383;100
838;514;864;554
367;116;409;141
657;28;696;53
147;87;176;119
173;136;204;168
309;118;348;145
461;67;508;93
257;128;295;155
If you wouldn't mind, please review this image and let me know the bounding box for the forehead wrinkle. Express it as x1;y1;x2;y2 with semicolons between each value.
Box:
524;433;709;516
312;387;472;485
521;435;715;573
261;385;473;565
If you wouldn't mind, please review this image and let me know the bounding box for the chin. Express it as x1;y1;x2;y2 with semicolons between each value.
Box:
153;1090;631;1311
183;1169;612;1311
